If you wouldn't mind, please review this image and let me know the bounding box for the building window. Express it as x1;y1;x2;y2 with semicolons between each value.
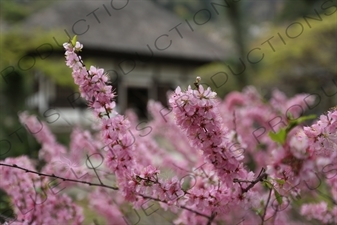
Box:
157;83;174;108
127;87;148;119
50;85;83;108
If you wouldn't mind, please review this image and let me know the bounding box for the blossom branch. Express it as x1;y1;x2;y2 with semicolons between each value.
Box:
0;163;213;220
233;168;268;193
0;162;119;190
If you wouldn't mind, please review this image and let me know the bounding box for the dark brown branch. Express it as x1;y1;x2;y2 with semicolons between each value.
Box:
0;163;213;220
0;163;118;190
233;168;268;193
206;212;217;225
260;188;272;225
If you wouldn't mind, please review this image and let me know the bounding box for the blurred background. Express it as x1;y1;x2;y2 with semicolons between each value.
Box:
1;0;336;164
0;0;336;222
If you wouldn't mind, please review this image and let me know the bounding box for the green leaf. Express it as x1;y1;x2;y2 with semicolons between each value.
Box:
256;208;263;216
295;114;316;124
274;189;283;205
269;114;316;145
35;187;44;194
269;128;287;144
71;35;77;47
286;114;316;132
275;179;285;185
263;180;273;189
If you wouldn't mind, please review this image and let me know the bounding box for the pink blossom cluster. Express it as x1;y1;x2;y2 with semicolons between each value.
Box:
88;188;126;225
63;41;195;214
219;87;315;168
63;42;116;118
18;112;94;184
1;39;337;224
145;101;196;171
169;85;248;184
301;202;337;224
0;156;83;225
19;111;67;162
304;109;337;157
64;41;141;201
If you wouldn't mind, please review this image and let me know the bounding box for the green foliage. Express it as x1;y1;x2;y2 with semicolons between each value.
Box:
0;190;15;224
0;1;52;23
75;199;107;225
0;29;76;160
0;1;30;23
274;189;283;205
263;180;283;205
71;35;77;47
277;0;322;22
252;16;337;95
0;29;77;90
269;114;316;144
195;62;240;99
151;0;218;21
269;129;287;145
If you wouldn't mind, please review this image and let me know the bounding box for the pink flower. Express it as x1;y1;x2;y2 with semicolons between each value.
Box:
304;110;337;156
301;202;333;224
169;84;247;184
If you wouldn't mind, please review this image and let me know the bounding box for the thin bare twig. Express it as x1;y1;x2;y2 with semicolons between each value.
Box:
0;163;118;190
0;163;213;220
206;212;217;225
233;168;268;193
260;188;272;225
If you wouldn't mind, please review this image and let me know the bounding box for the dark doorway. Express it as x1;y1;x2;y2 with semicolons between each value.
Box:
127;87;148;119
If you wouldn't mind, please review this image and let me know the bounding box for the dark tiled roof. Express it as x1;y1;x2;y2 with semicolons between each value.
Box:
24;0;227;63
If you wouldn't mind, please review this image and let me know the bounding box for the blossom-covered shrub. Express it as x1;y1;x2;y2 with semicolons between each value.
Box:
0;38;336;225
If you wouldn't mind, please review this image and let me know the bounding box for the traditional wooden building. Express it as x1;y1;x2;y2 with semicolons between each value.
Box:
23;0;227;127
